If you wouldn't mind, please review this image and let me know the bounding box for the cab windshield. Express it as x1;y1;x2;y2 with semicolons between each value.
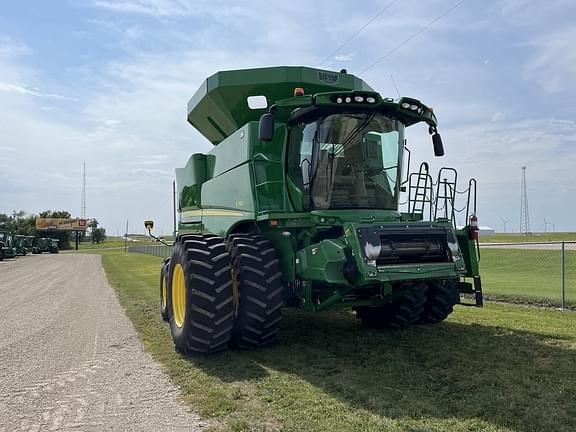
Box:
287;112;404;210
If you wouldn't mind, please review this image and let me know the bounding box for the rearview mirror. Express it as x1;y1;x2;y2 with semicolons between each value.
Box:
259;112;275;142
432;133;444;157
144;220;154;231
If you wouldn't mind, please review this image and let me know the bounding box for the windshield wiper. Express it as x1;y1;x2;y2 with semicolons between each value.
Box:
335;111;377;157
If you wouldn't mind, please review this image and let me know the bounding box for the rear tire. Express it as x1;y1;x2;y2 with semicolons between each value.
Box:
227;234;284;349
419;279;460;324
356;282;428;329
160;259;170;322
167;234;235;354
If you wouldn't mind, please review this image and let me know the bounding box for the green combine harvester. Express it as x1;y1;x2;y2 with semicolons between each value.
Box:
0;230;17;260
32;237;59;254
146;66;482;354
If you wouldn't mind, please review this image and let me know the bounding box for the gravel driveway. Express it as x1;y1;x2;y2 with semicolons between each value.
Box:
0;254;206;431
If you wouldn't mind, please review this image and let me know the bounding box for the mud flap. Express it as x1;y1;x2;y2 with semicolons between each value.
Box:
457;278;483;307
474;276;483;307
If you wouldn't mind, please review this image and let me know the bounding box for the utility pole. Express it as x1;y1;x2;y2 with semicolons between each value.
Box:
81;161;86;219
520;166;531;234
124;220;129;252
173;181;177;239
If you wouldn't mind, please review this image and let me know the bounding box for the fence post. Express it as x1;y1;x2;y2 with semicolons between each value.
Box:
561;241;565;310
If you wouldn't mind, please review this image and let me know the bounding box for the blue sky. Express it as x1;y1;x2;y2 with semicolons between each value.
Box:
1;0;575;235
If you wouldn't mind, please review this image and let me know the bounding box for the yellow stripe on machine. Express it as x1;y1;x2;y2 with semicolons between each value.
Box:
180;209;250;219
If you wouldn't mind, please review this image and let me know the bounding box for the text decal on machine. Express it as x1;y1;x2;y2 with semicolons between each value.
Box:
317;72;339;84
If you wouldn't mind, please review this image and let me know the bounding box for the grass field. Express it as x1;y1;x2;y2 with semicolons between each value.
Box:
76;237;158;250
480;248;576;304
98;250;576;432
480;232;576;243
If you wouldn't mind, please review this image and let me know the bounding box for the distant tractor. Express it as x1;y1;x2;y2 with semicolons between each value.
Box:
146;66;482;354
33;237;59;254
24;236;35;254
0;230;17;260
14;235;28;256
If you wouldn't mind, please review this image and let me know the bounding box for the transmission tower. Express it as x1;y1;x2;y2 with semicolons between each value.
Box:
81;161;86;219
520;166;530;234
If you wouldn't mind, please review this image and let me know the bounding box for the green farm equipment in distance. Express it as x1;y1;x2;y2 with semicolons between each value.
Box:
33;237;59;254
146;66;483;354
13;235;29;256
24;236;35;254
0;230;17;260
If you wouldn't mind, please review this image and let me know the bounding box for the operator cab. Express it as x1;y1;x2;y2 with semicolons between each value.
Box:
286;110;403;211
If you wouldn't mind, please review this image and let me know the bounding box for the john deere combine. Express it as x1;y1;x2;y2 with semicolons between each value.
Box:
147;66;482;354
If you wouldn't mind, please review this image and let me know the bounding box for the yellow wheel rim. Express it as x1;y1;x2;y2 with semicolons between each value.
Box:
172;264;186;328
161;274;167;308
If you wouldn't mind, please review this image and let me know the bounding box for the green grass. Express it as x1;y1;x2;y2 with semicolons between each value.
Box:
97;250;576;432
480;232;576;243
480;249;576;304
77;239;158;250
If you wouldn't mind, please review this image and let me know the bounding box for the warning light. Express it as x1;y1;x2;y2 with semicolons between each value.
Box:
294;87;305;97
270;220;279;227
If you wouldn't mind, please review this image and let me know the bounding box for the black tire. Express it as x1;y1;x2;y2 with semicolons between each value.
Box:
419;279;460;324
166;234;235;354
226;234;284;349
356;282;428;329
160;258;170;322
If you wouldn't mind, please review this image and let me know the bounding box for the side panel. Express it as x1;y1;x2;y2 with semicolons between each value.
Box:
201;163;255;235
210;125;250;177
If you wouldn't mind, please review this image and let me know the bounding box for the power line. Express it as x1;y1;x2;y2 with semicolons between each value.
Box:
360;0;467;75
390;74;401;97
319;0;399;66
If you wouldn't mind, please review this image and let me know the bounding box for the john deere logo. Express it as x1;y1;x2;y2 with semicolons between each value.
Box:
318;72;339;84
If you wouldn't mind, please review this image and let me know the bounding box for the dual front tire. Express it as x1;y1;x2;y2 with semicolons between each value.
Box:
163;233;283;354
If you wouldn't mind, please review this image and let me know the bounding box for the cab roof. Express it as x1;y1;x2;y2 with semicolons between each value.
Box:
187;66;373;145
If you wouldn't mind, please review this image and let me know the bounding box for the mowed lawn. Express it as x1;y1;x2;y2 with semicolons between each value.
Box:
479;232;576;243
100;250;576;432
480;248;576;303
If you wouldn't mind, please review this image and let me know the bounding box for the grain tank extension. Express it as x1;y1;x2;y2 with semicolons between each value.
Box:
149;66;482;354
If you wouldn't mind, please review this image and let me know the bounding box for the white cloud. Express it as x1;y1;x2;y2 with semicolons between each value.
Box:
0;36;33;57
524;28;576;93
0;81;77;101
87;0;196;17
334;53;355;62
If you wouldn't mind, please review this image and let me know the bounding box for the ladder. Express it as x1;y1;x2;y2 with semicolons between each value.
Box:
433;167;457;227
408;162;433;219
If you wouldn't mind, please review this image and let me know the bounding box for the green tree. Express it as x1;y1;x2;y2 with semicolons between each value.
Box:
89;219;99;244
0;211;36;236
93;227;106;244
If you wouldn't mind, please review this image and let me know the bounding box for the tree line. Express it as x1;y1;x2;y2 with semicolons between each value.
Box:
0;210;106;249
